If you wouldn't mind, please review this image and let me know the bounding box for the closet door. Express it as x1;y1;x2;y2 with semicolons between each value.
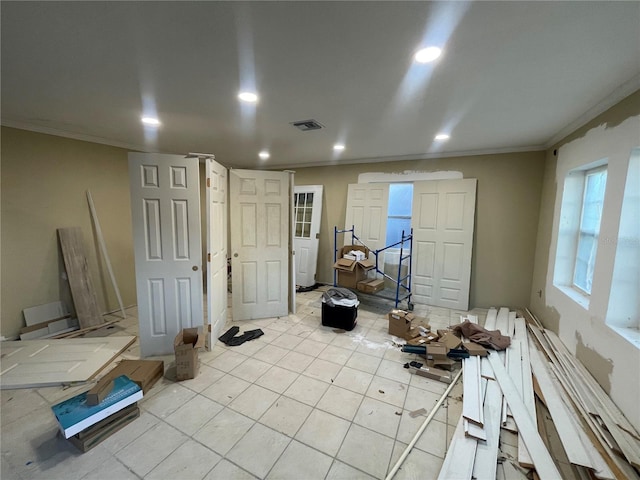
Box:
345;183;389;262
206;158;228;347
412;179;477;310
230;169;290;320
129;153;203;356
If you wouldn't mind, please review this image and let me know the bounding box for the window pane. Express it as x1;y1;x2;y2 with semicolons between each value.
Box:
573;168;607;294
388;184;413;217
386;217;412;247
295;223;303;237
305;193;314;206
304;208;312;223
303;223;311;238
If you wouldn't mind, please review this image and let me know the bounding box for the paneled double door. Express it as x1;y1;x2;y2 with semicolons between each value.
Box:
129;154;291;356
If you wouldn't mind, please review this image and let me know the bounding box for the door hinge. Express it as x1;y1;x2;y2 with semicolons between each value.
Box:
206;178;211;188
207;253;211;262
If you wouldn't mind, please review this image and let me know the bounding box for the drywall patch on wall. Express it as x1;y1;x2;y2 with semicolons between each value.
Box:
358;170;463;183
575;331;613;394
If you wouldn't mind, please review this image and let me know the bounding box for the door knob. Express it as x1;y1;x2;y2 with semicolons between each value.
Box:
192;266;198;271
234;253;238;257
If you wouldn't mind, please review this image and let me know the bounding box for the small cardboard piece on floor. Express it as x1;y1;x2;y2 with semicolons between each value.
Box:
174;328;205;380
411;364;452;383
464;341;488;357
99;359;164;394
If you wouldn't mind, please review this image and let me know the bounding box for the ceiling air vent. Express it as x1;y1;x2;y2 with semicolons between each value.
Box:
291;119;323;131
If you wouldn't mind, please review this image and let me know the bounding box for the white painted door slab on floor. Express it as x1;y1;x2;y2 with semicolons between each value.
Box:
129;153;204;356
293;185;323;288
206;158;228;347
230;169;290;320
412;179;477;310
0;336;136;389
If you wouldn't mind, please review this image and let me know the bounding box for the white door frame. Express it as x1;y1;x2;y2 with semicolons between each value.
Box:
293;185;323;288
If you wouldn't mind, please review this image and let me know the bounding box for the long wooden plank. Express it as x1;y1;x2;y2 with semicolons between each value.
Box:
517;319;536;468
463;355;484;427
543;329;640;467
465;378;488;440
58;227;103;328
438;414;478;480
487;353;562;479
87;191;126;320
472;378;502;480
529;345;595;469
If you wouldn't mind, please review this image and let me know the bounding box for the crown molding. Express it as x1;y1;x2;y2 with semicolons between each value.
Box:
545;73;640;149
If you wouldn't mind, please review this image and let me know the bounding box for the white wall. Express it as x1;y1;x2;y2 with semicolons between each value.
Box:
544;115;640;431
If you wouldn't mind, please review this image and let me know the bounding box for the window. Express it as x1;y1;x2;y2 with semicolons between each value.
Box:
573;167;607;294
294;192;313;238
607;148;640;339
385;183;413;248
553;160;608;307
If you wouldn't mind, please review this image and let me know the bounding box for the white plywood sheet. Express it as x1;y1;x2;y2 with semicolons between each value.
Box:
0;336;136;389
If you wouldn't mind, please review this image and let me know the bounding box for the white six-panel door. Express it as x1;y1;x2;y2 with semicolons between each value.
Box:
129;153;204;356
345;183;389;260
293;185;323;288
206;158;228;348
412;179;477;310
230;169;290;320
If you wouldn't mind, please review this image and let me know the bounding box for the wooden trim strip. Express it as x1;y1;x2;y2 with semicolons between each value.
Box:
487;353;562;479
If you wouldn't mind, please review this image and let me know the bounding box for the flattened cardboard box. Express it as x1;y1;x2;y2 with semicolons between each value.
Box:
174;328;205;380
100;359;164;394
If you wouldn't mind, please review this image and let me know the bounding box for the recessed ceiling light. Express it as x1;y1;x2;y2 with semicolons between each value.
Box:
238;92;259;103
333;144;345;151
434;133;450;141
258;151;270;160
141;116;161;126
414;46;442;63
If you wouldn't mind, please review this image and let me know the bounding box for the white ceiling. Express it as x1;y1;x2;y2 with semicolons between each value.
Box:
2;1;639;169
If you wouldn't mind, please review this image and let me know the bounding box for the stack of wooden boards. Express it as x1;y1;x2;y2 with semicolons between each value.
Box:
56;360;163;452
438;307;640;480
19;301;79;340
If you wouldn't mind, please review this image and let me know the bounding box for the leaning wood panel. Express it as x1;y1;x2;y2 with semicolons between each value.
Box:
487;353;562;479
58;227;103;328
463;355;484;427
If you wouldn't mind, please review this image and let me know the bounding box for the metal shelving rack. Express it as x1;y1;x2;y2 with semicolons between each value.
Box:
334;225;413;310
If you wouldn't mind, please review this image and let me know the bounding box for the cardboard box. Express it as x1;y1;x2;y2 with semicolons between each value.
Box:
426;342;448;360
357;278;384;294
174;328;205;380
388;309;415;338
440;332;462;350
464;342;488;357
100;360;165;394
334;246;374;289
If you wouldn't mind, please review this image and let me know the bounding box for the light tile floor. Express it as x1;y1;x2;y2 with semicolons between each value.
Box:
1;288;487;480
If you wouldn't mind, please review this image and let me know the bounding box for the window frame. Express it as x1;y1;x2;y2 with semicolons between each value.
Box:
572;165;607;295
553;159;608;309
